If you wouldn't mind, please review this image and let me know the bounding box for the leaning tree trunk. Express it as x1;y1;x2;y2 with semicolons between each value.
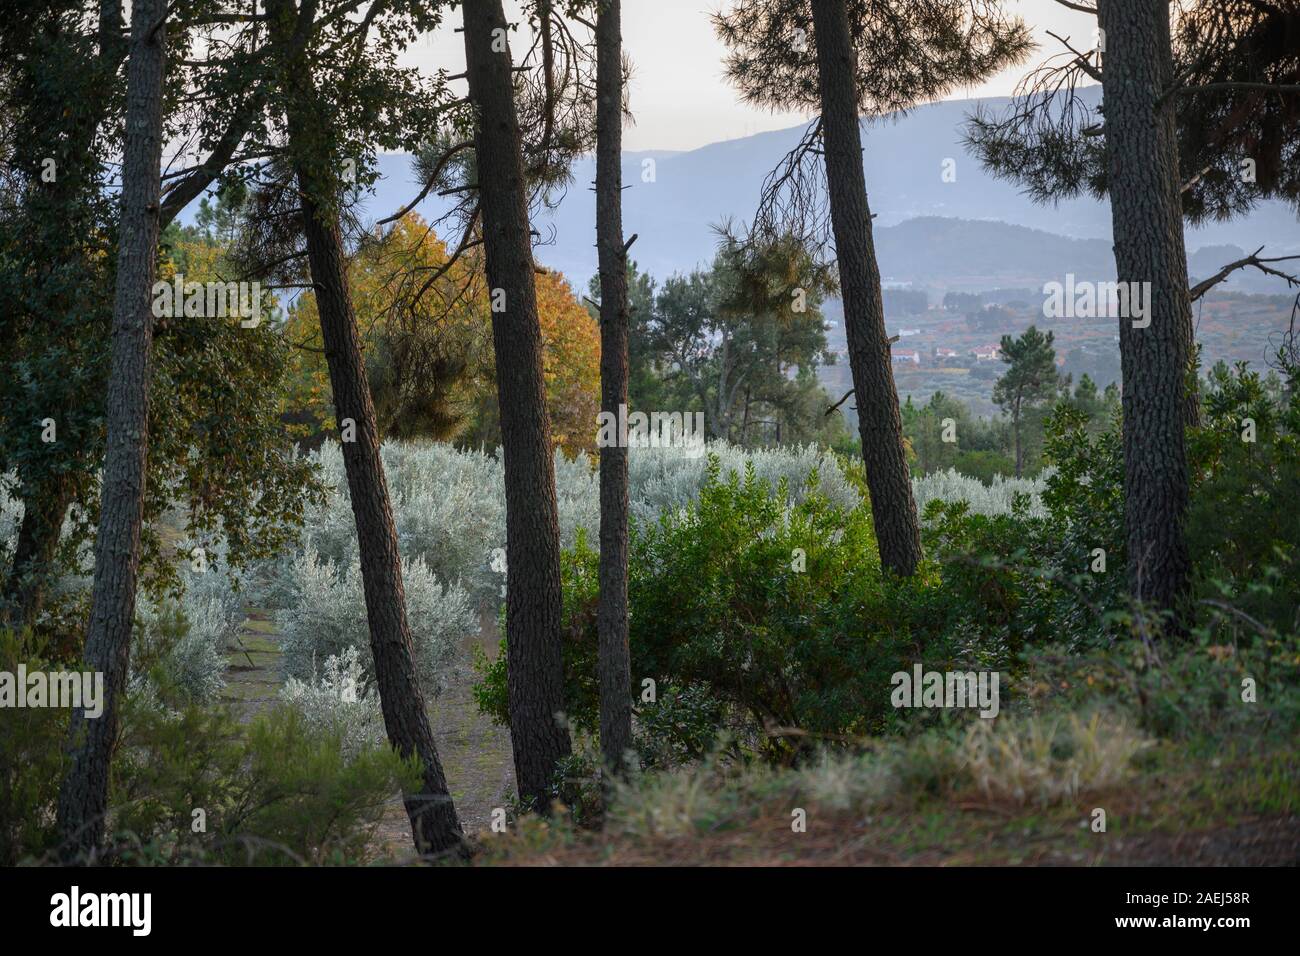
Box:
595;0;633;777
56;0;167;860
810;0;922;577
294;185;464;857
272;0;464;855
1098;0;1194;626
462;0;572;812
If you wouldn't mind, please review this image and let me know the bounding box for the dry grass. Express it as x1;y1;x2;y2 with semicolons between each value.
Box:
961;711;1152;807
597;710;1150;843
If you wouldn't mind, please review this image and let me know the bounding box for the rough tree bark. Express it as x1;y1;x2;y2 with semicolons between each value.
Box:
295;189;465;857
462;0;572;812
595;0;633;776
55;0;166;860
1097;0;1194;625
272;0;464;856
1013;397;1024;478
810;0;922;577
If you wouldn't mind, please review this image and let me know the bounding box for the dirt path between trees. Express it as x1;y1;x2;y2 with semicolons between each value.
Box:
219;603;516;861
367;612;516;860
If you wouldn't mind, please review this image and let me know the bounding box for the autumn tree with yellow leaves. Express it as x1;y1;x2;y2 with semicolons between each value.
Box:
284;213;599;456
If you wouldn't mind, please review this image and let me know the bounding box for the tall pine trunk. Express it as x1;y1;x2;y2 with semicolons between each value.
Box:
295;189;464;856
1013;404;1023;478
55;0;166;860
595;0;633;776
462;0;572;812
272;0;464;856
810;0;922;577
1097;0;1194;625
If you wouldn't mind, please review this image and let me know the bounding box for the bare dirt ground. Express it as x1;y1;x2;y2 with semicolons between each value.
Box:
218;603;1296;867
481;809;1300;867
367;612;516;860
219;603;516;862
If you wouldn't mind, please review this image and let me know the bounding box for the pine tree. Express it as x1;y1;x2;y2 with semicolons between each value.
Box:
714;0;1031;576
992;326;1059;478
264;0;464;856
461;0;573;812
961;1;1300;631
594;0;634;777
1097;0;1195;624
56;0;168;859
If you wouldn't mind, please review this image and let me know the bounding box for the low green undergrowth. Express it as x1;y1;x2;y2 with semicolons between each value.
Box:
0;625;420;866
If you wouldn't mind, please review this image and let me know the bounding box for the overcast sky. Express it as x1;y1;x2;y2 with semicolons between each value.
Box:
409;0;1099;152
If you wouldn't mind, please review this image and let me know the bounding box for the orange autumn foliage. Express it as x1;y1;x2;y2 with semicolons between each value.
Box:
534;269;601;455
283;214;600;455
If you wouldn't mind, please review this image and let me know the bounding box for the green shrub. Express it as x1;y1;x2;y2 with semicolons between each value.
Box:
0;629;69;865
1186;359;1300;637
110;701;421;865
477;457;1012;763
1020;632;1300;747
3;628;418;866
953;449;1016;484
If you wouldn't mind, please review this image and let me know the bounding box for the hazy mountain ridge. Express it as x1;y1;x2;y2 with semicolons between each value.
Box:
360;90;1297;293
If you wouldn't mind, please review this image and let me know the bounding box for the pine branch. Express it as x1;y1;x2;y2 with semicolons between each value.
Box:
1189;247;1300;302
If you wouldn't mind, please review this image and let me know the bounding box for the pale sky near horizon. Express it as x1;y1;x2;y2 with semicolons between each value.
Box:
408;0;1099;152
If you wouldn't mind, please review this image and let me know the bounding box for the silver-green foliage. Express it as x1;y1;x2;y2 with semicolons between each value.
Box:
276;542;475;696
280;646;387;762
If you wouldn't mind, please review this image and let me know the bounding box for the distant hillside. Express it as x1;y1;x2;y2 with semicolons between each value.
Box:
872;218;1115;290
359;89;1298;290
